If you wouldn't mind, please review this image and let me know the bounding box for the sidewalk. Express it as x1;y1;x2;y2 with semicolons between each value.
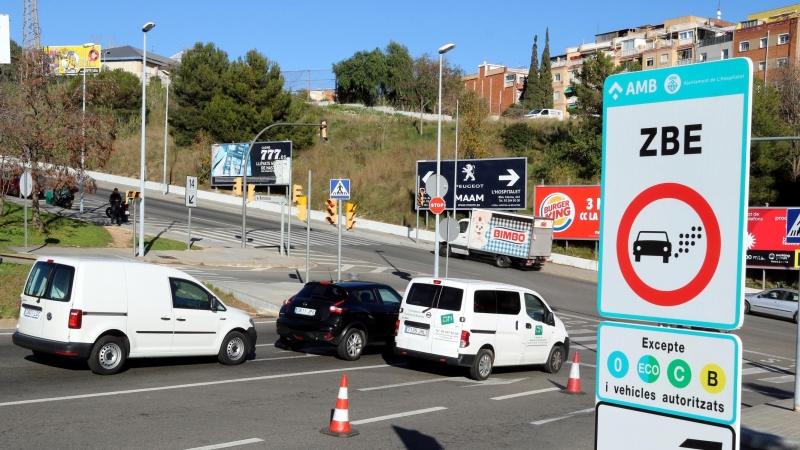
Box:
742;399;800;449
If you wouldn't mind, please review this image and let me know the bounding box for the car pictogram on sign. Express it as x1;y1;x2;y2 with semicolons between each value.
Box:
633;231;671;263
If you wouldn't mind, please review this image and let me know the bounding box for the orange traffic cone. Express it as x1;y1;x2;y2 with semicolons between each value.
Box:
320;374;359;437
562;352;586;395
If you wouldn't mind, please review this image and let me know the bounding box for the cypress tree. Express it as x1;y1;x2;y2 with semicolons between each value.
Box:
521;35;539;110
540;28;554;109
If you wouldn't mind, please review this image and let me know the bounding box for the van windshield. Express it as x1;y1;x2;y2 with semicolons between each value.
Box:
528;109;542;115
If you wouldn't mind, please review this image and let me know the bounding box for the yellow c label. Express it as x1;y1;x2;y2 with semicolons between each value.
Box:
700;364;726;394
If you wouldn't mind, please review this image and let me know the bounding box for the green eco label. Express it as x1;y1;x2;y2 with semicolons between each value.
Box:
535;325;543;336
637;355;660;383
441;314;454;325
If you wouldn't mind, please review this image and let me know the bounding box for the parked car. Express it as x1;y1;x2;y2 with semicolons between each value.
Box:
524;109;564;121
276;281;402;360
394;278;569;380
744;288;799;323
13;257;257;375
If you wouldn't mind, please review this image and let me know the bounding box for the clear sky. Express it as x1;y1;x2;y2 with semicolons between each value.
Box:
4;0;793;91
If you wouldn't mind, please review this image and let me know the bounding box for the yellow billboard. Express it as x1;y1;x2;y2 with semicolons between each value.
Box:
43;45;102;75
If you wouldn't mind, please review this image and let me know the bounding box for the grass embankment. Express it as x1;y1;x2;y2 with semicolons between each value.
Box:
0;202;112;253
202;282;262;316
0;263;29;319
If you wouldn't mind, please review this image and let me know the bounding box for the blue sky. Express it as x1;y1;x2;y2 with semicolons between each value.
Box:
5;0;793;90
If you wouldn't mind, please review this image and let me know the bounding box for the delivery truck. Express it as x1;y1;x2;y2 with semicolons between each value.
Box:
439;209;554;270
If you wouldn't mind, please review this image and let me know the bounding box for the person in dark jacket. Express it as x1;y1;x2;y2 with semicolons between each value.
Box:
109;188;123;225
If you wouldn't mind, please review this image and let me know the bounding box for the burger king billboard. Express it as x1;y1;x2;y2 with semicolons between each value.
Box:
534;185;600;240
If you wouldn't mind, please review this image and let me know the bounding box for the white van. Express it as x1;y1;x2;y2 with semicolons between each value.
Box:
393;278;569;380
523;109;563;121
12;257;257;375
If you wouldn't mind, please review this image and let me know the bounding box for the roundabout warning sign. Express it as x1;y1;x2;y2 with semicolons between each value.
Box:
598;58;753;329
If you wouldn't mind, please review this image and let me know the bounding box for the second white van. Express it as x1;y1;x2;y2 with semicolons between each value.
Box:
394;278;569;380
524;109;563;121
13;257;257;375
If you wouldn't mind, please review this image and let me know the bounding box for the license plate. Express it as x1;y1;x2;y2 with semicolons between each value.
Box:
124;211;129;215
294;307;315;316
405;325;428;337
24;308;40;319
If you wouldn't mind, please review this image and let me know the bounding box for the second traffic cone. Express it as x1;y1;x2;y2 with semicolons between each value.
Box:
320;374;359;437
562;351;586;395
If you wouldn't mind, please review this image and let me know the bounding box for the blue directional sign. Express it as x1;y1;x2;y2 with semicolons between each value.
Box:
330;179;350;200
416;157;528;211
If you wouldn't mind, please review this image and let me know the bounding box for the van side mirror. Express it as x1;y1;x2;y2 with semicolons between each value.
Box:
545;312;554;326
210;297;217;311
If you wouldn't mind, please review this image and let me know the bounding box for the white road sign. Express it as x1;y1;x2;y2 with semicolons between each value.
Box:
20;171;33;198
185;176;198;208
596;322;741;427
254;195;286;204
596;402;735;450
598;58;752;329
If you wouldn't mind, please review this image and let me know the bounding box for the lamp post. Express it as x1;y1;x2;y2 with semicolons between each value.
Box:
434;43;455;278
162;70;170;195
139;22;155;257
80;42;95;215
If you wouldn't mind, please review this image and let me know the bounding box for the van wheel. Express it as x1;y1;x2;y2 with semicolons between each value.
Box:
88;336;127;375
494;255;511;268
744;301;750;314
218;331;248;365
543;344;565;374
337;328;365;361
469;349;494;381
439;243;452;257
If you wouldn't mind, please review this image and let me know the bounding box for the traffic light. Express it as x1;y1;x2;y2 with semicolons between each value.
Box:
320;119;328;141
417;187;426;207
325;199;337;225
234;177;242;196
296;196;307;221
126;190;140;204
346;203;357;230
292;184;303;203
247;184;255;202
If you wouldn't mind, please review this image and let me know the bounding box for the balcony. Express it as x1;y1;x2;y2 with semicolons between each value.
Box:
566;46;579;53
551;60;567;68
679;38;694;46
660;40;675;48
676;59;692;66
699;34;733;47
621;48;640;57
645;43;656;50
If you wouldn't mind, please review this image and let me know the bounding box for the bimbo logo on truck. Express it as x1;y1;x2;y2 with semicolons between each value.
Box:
492;228;529;244
539;193;575;232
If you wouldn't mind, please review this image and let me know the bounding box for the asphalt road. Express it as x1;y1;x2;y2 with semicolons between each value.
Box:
1;184;798;448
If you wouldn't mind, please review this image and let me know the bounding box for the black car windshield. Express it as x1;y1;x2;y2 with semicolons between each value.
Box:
295;283;347;302
636;231;668;241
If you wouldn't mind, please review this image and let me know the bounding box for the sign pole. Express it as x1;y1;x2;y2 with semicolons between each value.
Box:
288;174;292;257
280;200;285;255
132;200;136;257
445;211;450;278
305;170;311;282
23;176;28;253
796;266;800;411
416;176;420;244
337;199;342;281
187;208;192;250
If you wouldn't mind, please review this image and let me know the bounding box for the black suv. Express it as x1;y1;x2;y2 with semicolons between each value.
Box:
276;281;403;360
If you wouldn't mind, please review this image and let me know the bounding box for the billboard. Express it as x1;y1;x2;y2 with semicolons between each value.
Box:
746;207;799;268
534;185;600;240
43;45;102;75
211;141;292;187
0;15;9;65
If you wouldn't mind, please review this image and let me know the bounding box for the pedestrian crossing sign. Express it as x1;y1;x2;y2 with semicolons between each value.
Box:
787;208;800;244
330;179;350;200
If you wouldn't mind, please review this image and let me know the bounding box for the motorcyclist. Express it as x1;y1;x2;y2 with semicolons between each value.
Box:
109;188;123;225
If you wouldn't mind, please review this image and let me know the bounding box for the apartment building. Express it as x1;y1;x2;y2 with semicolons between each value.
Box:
734;4;800;80
462;63;528;115
101;46;178;84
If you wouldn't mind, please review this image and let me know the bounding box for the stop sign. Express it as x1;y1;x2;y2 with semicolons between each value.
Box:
429;196;446;215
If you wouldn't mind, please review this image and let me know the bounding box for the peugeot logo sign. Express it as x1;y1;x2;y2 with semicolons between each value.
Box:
46;312;52;320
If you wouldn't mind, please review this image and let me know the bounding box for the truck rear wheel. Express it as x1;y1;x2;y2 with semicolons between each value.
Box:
494;254;511;268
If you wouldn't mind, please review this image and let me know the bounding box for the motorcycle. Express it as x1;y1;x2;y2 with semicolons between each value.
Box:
52;190;74;209
105;201;130;223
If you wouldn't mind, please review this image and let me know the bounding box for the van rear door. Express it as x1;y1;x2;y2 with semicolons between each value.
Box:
429;285;465;358
399;282;438;354
40;263;76;343
17;262;52;338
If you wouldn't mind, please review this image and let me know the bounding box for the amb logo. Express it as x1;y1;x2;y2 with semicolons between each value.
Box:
540;193;575;232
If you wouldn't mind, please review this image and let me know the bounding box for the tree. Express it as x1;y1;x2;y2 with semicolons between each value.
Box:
539;29;554;109
750;77;788;205
383;41;413;108
0;39;22;82
67;68;142;122
0;50;116;228
332;48;388;106
774;63;800;183
520;36;540;110
458;91;490;159
570;51;621;119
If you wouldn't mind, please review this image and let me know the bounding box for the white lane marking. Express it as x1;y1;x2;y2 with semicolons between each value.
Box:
531;408;594;425
350;407;448;425
556;313;603;323
370;267;388;273
742;367;770;376
744;349;794;361
255;343;275;347
185;438;264;450
758;375;795;384
359;378;451;391
491;387;560;400
461;377;528;387
248;268;269;272
565;329;596;335
571;336;597;343
251;354;319;362
254;321;276;324
575;343;597;350
0;333;13;336
0;363;391;407
564;321;587;325
570;362;597;368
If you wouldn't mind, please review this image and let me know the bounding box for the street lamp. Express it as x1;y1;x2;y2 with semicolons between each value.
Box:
162;69;170;195
80;42;95;215
434;43;455;278
139;21;155;257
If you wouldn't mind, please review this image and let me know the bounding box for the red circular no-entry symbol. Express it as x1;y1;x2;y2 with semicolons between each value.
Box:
616;183;721;307
429;197;446;215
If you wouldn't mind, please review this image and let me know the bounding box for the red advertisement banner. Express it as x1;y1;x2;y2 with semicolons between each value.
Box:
534;185;600;240
747;207;799;268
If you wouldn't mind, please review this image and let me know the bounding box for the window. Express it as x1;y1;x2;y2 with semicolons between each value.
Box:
24;262;55;298
678;30;694;40
779;34;790;45
759;60;766;71
296;283;347;302
740;41;750;52
504;74;516;88
459;221;469;233
553;91;560;101
541;110;549;115
646;57;654;67
554;73;561;82
170;278;212;310
778;57;789;67
722;49;729;60
763;290;782;299
377;288;402;305
47;266;75;301
405;283;439;308
354;289;378;304
524;293;546;322
473;290;497;314
436;287;464;312
660;54;668;64
23;262;74;302
496;291;521;315
760;37;768;48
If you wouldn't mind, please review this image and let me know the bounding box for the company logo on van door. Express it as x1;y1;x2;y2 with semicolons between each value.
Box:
491;227;529;244
539;193;575;232
441;313;454;325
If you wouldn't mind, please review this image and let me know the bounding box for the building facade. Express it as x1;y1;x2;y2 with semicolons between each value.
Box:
734;5;800;81
462;63;528;115
101;45;177;84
